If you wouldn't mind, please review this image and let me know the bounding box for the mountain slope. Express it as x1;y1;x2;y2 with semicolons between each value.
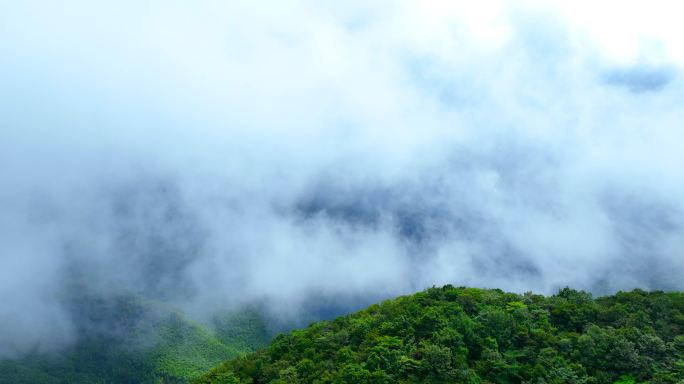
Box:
0;293;271;384
194;286;684;384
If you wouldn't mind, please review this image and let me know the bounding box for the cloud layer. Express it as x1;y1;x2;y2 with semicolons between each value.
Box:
2;1;684;357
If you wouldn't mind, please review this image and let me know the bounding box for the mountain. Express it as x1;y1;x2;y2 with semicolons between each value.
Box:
0;292;272;384
194;286;684;384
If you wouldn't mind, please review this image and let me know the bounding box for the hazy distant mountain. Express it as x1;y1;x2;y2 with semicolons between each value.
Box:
0;291;271;384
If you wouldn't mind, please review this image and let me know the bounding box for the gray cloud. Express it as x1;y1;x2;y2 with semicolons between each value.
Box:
1;1;684;357
603;65;676;92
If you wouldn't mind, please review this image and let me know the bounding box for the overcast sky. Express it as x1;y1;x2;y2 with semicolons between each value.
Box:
2;1;684;357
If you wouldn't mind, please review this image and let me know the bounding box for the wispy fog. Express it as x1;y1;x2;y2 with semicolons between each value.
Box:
2;1;684;357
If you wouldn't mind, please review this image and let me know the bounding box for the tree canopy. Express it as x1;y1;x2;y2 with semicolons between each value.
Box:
195;286;684;384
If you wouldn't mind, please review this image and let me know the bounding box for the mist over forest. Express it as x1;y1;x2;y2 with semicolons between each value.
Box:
2;1;684;364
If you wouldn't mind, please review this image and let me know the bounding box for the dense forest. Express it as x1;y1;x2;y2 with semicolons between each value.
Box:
195;286;684;384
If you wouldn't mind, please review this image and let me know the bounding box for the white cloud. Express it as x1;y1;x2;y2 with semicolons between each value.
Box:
1;0;683;355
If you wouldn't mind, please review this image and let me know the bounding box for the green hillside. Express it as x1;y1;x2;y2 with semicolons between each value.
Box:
194;286;684;384
0;293;271;384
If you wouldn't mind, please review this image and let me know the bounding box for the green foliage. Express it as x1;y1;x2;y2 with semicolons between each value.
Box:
0;295;271;384
613;375;636;384
195;286;684;384
212;309;272;352
147;312;244;380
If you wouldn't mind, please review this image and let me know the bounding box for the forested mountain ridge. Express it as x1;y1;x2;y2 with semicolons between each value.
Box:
194;286;684;384
0;292;272;384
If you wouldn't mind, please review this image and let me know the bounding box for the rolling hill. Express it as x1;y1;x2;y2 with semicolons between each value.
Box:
194;286;684;384
0;292;271;384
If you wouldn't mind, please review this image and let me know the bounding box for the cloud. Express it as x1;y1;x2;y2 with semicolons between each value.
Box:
603;65;676;92
1;0;684;356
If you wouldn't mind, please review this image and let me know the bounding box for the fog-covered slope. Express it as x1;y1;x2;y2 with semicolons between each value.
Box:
0;293;271;384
